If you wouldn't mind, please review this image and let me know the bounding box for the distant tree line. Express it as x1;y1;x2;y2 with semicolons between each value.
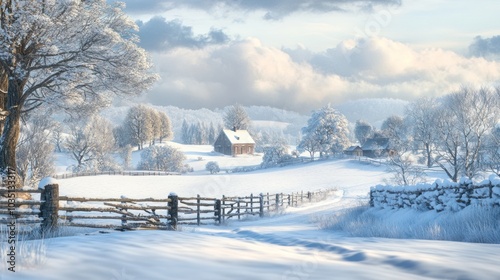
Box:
181;120;222;145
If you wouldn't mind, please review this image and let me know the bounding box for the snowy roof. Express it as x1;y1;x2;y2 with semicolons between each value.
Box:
361;138;390;151
222;129;255;144
345;146;362;152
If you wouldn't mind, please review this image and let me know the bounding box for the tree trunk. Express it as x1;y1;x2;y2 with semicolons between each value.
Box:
0;70;8;135
0;79;22;184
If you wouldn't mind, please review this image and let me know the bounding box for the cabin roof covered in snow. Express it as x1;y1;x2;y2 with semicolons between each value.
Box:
361;138;390;151
346;145;362;152
222;129;255;144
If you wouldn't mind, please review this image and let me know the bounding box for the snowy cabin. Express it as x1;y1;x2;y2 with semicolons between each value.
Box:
361;137;394;158
214;129;255;156
344;146;363;157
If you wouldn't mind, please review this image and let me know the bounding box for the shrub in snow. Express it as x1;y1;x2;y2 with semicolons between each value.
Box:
137;145;186;172
205;161;220;174
261;144;289;168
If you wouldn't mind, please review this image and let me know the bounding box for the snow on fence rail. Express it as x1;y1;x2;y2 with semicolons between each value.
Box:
1;179;335;232
53;170;181;179
369;175;500;211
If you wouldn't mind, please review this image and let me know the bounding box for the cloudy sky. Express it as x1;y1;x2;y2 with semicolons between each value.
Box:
117;0;500;113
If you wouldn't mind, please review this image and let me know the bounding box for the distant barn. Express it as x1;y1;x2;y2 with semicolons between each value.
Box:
361;137;394;158
214;129;255;156
344;145;363;157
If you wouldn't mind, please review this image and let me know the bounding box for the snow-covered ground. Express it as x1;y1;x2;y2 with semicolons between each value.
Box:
2;144;500;279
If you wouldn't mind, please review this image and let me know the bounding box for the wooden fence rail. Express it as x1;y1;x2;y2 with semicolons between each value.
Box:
52;171;181;180
1;180;335;232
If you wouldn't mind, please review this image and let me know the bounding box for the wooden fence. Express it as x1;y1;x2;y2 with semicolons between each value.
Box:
1;182;334;232
52;170;180;180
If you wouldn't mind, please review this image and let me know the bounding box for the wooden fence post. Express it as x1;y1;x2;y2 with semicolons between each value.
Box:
250;193;254;215
266;192;270;212
307;191;311;202
197;194;201;226
222;195;226;223
275;194;279;211
259;193;264;218
369;190;374;207
120;195;127;228
39;178;59;233
214;199;222;225
237;198;241;220
168;193;178;230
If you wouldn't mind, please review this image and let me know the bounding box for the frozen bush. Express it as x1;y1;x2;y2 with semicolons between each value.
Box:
205;161;220;174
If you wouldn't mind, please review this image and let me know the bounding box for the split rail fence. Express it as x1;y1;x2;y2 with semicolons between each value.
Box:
53;171;180;180
1;182;333;232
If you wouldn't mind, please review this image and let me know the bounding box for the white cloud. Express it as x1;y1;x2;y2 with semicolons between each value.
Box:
144;37;500;113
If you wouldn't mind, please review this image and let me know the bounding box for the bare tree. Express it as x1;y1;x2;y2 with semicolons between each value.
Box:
354;120;373;145
159;111;173;143
16;114;55;187
405;97;439;167
65;115;119;172
483;125;500;176
435;87;500;181
124;105;154;150
0;1;157;181
149;109;162;145
386;153;426;186
381;115;406;140
52;122;65;153
223;104;250;130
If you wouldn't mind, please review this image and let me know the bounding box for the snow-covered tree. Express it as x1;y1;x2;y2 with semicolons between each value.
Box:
65;115;119;173
120;145;133;170
16;114;55;187
150;109;162;145
158;111;173;143
381;115;405;140
223;104;250;130
483;125;500;176
297;133;320;159
0;1;157;181
181;120;190;144
434;87;500;181
52;122;64;153
261;143;289;168
138;145;186;172
299;105;350;159
354;120;373;145
123;105;154;150
205;161;220;174
208;122;217;144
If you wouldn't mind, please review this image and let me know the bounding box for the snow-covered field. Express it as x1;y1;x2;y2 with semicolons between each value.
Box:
2;144;500;279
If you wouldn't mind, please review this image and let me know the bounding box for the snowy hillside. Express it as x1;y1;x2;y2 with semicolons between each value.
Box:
3;144;500;279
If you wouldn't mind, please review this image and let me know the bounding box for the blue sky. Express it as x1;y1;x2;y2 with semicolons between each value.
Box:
117;0;500;113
